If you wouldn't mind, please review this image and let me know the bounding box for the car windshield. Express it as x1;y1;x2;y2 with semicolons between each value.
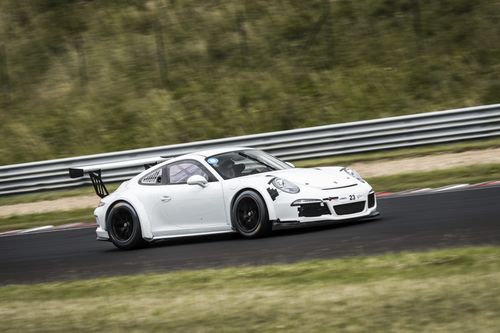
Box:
206;150;291;179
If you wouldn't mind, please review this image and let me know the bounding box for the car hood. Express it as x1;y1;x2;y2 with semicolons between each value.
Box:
264;167;360;189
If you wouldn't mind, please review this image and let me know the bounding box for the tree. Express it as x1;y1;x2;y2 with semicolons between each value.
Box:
153;0;169;89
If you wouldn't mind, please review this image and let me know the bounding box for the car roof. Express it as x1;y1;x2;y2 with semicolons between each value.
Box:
190;146;253;158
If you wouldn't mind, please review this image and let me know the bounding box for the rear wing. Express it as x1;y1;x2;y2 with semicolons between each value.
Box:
69;156;167;198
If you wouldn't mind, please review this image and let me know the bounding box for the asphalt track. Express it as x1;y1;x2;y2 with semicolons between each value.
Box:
1;186;499;285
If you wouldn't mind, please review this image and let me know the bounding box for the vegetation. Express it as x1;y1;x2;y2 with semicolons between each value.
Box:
0;208;93;232
1;246;499;332
1;0;500;165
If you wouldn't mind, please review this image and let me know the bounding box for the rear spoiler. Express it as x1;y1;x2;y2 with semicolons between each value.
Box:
69;156;167;198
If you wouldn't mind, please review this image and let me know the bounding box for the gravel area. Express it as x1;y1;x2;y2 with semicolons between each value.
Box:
350;148;500;178
0;195;98;218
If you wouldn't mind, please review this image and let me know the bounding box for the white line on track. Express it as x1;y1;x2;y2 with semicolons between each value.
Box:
19;225;55;234
433;184;470;192
408;188;433;193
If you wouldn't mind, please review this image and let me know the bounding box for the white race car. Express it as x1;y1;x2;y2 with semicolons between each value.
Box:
69;147;379;249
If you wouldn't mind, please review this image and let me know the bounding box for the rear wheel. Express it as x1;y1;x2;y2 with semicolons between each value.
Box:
107;202;146;250
232;191;271;238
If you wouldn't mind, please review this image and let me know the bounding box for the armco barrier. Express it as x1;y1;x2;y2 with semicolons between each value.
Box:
1;104;500;196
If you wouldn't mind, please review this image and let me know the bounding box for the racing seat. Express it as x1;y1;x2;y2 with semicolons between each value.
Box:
219;160;236;178
233;163;245;177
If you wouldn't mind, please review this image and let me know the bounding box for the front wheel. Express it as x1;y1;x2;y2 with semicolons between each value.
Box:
107;202;146;250
232;191;271;238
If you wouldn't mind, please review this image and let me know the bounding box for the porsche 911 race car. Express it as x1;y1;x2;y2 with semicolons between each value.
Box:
69;147;379;249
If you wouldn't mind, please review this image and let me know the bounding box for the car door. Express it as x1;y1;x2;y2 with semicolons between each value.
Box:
154;159;228;233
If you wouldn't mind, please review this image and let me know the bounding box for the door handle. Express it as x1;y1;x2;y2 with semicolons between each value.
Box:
161;196;171;202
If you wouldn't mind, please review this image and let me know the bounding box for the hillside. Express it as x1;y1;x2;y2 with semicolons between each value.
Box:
1;0;499;165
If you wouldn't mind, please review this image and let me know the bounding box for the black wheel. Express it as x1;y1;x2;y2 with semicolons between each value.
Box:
107;202;147;250
232;190;271;238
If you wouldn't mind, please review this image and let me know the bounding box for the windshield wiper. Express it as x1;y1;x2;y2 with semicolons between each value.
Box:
238;152;276;170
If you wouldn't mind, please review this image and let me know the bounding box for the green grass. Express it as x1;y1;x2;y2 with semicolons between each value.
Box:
1;246;500;332
0;208;94;232
2;0;500;165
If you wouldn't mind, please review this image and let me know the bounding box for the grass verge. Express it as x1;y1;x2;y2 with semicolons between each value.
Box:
1;246;499;332
0;208;94;232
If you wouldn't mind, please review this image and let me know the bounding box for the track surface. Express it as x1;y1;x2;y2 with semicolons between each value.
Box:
1;186;499;285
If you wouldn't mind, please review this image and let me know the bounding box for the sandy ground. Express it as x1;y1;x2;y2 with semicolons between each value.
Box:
350;147;500;178
0;195;99;218
1;148;500;218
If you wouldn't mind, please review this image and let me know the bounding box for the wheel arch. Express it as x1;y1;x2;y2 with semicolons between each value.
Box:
105;197;153;240
105;200;133;224
229;187;277;228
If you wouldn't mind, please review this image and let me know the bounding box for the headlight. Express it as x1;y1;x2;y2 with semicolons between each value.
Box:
98;201;106;207
272;177;300;194
342;167;365;183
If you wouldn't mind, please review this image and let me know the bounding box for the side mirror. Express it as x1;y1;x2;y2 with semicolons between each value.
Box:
187;175;208;187
285;162;295;168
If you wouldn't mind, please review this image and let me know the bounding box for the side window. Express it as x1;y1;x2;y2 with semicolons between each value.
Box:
167;161;215;184
140;167;163;185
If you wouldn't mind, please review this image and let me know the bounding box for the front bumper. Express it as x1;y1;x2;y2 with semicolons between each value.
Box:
96;226;110;241
271;185;378;226
273;209;379;230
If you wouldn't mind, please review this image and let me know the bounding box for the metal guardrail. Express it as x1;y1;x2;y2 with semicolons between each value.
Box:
1;104;500;196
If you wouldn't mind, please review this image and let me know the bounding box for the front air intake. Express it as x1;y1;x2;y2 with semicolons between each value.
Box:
368;193;375;208
297;203;331;217
333;201;366;215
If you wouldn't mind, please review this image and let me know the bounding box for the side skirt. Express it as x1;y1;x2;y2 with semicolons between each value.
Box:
150;230;237;241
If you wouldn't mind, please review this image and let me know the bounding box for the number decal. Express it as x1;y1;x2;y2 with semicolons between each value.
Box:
349;195;356;201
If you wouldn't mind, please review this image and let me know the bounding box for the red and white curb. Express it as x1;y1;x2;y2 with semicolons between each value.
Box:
1;180;500;237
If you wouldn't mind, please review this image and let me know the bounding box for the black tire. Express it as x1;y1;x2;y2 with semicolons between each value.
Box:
232;190;272;238
107;202;147;250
